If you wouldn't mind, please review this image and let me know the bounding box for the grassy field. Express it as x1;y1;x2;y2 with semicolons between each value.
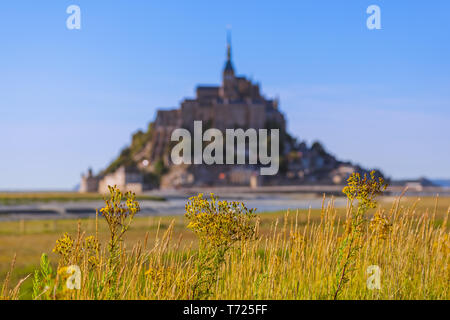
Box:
0;192;165;205
0;189;448;300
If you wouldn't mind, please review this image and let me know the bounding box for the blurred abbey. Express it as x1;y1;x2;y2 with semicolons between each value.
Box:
80;36;380;193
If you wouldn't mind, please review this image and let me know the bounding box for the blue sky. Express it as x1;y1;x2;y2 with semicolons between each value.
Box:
0;1;449;190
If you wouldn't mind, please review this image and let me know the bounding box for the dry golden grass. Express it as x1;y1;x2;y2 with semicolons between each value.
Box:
0;192;449;300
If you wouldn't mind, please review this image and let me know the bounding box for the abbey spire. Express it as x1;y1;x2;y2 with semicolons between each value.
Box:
221;30;238;99
223;30;235;76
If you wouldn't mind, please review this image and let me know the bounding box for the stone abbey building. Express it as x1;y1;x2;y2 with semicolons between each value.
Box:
148;39;285;165
80;38;379;193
